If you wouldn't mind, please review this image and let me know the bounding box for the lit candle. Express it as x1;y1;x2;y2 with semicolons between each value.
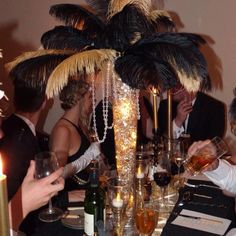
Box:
136;166;144;179
151;87;158;132
112;192;124;208
0;155;10;236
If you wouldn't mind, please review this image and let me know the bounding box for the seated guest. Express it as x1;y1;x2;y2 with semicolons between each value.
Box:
158;85;226;142
1;56;65;235
1;61;49;201
50;78;100;194
0;96;64;234
188;87;236;193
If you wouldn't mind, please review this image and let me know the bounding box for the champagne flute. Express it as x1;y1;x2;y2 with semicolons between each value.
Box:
172;140;186;188
35;151;64;222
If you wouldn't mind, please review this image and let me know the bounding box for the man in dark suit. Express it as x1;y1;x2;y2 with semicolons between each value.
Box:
0;59;49;234
158;86;226;142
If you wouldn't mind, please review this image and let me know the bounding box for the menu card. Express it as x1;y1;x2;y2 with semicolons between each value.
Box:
171;209;231;235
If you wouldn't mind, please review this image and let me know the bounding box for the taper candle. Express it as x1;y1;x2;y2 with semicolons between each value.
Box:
0;155;10;236
151;87;158;131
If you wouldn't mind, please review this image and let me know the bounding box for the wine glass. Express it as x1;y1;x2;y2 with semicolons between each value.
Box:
135;202;158;236
172;140;186;188
153;152;172;211
35;151;64;222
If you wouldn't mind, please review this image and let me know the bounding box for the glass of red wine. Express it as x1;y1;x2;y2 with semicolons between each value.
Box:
153;152;172;210
35;151;64;222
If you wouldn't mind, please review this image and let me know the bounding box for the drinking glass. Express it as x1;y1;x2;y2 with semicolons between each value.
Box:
153;152;172;210
135;203;158;236
184;136;228;176
107;177;130;236
171;140;186;188
179;133;192;157
35;151;64;222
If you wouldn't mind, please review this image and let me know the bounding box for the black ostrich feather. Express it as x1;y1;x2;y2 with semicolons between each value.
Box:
115;54;177;90
150;14;176;33
125;33;208;82
101;4;155;51
9;54;70;90
85;0;109;21
49;4;105;37
41;26;94;51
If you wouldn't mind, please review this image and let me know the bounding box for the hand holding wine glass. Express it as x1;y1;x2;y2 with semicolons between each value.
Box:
35;151;64;222
185;137;228;175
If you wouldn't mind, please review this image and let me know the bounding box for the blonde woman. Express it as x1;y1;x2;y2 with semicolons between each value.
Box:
50;78;100;199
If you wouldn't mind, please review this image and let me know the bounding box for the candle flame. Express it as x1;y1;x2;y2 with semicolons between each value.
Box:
149;86;160;95
0;154;3;175
137;166;142;175
116;192;121;201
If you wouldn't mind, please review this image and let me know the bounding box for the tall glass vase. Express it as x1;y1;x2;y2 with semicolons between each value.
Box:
112;77;138;229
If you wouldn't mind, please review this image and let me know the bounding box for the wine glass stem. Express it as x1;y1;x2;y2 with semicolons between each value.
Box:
48;199;54;214
178;166;181;182
161;187;166;206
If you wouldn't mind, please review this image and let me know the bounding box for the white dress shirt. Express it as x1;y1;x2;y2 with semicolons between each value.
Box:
15;114;36;136
204;159;236;194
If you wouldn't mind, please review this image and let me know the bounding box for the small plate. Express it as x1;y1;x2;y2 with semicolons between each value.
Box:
61;208;84;230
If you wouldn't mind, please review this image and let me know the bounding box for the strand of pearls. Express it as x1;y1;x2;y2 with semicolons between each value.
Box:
92;61;113;143
136;89;140;120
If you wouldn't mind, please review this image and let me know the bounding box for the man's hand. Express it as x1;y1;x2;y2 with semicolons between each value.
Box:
187;140;219;172
175;100;192;127
21;160;64;217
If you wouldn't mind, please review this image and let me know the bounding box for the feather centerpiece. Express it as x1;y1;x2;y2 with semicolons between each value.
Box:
107;0;151;19
41;26;94;50
5;49;74;72
49;3;105;37
7;53;72;90
46;48;117;98
118;32;208;91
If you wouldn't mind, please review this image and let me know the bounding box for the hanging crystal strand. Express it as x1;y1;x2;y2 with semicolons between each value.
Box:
136;89;140;120
91;61;113;143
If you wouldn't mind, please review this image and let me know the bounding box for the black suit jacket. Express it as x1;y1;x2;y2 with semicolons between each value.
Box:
1;114;41;200
158;92;226;141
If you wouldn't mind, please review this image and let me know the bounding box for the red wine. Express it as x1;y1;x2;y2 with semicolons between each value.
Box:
154;172;171;187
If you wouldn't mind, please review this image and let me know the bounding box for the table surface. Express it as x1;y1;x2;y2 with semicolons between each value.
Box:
28;179;236;236
161;179;236;236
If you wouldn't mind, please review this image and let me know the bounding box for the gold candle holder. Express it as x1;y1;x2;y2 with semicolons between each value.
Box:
167;90;173;154
113;207;125;236
0;156;10;236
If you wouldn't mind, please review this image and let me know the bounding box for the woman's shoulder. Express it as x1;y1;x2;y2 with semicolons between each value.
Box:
51;121;71;137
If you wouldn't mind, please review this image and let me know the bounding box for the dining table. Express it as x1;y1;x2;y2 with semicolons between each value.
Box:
160;178;236;236
27;177;236;236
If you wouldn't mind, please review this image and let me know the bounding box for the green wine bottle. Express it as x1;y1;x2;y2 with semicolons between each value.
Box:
84;167;105;235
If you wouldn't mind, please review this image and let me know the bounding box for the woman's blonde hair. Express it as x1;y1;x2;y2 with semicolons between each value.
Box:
59;77;90;110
